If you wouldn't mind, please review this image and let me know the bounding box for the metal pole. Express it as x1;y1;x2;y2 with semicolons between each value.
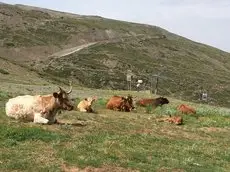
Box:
150;76;152;94
154;76;159;95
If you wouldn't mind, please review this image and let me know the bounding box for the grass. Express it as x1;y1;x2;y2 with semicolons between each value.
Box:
0;91;230;172
0;125;69;143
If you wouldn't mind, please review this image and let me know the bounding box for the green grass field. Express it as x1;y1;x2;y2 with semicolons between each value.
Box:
0;89;230;172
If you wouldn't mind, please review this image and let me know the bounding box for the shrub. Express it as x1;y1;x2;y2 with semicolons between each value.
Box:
96;98;107;106
0;91;10;100
145;105;153;114
0;69;9;75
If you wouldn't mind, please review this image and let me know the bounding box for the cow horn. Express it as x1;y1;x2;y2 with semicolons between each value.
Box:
67;81;72;94
58;86;63;93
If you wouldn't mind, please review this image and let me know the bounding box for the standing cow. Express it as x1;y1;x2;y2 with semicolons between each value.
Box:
106;95;135;112
77;97;97;112
5;84;73;124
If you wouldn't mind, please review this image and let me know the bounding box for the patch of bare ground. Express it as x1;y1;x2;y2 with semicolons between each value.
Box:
33;141;61;165
156;167;185;172
61;163;139;172
128;125;214;142
199;127;230;132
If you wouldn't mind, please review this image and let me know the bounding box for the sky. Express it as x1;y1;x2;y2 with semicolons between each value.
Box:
1;0;230;52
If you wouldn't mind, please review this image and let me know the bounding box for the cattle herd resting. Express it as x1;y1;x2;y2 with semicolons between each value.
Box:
4;84;197;125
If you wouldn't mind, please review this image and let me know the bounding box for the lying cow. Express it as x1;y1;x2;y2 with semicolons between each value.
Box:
77;97;97;112
177;104;196;114
136;97;169;108
106;95;135;112
157;116;183;125
5;84;73;124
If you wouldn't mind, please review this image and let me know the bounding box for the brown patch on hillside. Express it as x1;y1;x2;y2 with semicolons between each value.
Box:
61;163;139;172
156;167;185;172
199;127;230;132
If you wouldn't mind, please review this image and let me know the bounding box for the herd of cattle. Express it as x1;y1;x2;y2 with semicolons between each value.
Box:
5;84;196;125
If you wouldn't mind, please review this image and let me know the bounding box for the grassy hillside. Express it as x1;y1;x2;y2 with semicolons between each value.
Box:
1;3;230;107
39;39;230;107
0;56;49;85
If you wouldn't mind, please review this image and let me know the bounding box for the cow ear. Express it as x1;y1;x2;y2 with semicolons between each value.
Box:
53;92;59;98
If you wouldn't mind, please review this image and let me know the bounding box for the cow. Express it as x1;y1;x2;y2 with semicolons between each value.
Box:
157;116;183;125
106;95;135;112
77;97;97;112
5;84;74;124
136;97;169;108
177;104;196;114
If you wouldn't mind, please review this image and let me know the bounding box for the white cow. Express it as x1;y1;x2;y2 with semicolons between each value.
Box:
5;85;73;124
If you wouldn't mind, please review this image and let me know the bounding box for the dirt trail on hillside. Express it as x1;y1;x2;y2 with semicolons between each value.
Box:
49;42;97;58
48;34;147;59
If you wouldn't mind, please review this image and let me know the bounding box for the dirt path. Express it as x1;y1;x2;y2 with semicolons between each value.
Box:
48;34;147;59
49;42;97;58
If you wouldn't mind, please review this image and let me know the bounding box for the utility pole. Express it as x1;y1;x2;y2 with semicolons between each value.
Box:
126;70;132;91
153;74;159;95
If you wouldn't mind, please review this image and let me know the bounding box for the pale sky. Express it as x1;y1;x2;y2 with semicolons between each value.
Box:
2;0;230;52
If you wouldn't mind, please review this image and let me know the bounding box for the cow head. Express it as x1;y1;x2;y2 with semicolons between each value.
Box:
53;83;73;111
155;97;169;106
84;96;97;107
120;95;135;112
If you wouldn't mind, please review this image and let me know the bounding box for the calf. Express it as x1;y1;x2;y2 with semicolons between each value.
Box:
106;95;135;112
157;116;183;125
177;104;196;114
5;84;73;124
77;97;97;112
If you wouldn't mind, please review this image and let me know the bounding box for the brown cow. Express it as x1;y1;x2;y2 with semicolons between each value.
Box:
177;104;196;114
136;97;169;107
77;97;97;112
5;84;73;124
157;116;183;125
106;95;135;112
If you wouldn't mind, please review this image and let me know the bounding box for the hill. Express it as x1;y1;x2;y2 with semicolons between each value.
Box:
1;3;230;107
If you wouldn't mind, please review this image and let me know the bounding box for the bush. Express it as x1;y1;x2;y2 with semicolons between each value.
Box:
96;98;107;106
0;69;9;75
0;91;10;100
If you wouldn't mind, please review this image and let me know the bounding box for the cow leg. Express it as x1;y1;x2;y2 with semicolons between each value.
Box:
79;108;87;112
48;117;57;124
34;113;49;124
86;107;93;113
